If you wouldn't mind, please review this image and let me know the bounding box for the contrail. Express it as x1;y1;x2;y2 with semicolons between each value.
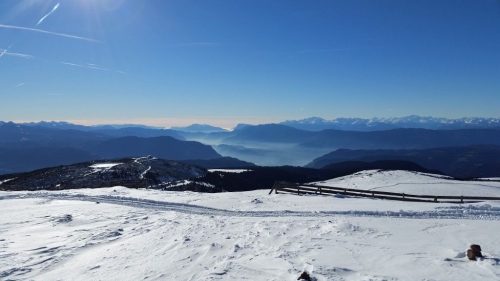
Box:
36;3;60;26
0;24;99;43
61;61;108;71
0;43;13;59
0;48;34;59
61;61;124;74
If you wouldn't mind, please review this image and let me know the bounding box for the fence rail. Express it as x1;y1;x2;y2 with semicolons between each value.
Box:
269;181;500;203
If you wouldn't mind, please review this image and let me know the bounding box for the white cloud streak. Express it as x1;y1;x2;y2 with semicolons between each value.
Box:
0;48;34;59
61;61;124;74
61;61;108;71
0;24;99;43
36;2;60;26
0;44;12;59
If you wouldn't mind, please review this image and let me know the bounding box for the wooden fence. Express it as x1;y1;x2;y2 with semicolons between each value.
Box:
269;181;500;203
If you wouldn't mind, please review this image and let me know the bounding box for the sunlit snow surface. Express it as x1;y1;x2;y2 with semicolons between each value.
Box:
89;163;123;169
208;169;252;173
1;170;500;281
315;170;500;196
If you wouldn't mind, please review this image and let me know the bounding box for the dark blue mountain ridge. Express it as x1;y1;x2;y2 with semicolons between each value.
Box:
23;121;161;130
302;128;500;149
171;124;228;133
223;124;310;144
181;157;256;169
0;123;227;174
307;145;500;179
222;123;500;149
3;121;500;174
17;121;184;139
91;136;221;160
0;121;108;146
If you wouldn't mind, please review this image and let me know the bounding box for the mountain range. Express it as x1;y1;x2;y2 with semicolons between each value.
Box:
0;122;238;174
200;124;500;166
280;115;500;131
12;115;500;134
2;116;500;178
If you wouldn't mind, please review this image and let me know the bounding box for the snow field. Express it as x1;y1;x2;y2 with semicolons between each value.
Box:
316;170;500;197
0;192;499;280
1;170;500;280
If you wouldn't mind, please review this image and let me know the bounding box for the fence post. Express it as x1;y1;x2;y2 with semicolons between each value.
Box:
297;185;300;195
434;197;438;203
268;182;276;195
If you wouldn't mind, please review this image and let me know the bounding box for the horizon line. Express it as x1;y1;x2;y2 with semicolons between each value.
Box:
2;115;500;130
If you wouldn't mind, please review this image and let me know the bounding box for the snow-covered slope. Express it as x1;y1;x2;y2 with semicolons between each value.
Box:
1;172;500;280
315;170;500;196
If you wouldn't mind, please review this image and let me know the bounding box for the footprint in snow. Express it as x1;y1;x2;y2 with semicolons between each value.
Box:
251;198;263;204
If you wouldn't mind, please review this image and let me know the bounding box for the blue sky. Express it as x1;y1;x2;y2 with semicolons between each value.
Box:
1;0;499;128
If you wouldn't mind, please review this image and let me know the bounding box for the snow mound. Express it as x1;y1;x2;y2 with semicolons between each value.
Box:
89;163;122;169
315;170;500;197
208;169;252;173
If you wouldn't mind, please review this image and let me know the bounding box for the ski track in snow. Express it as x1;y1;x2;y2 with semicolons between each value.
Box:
1;193;500;220
0;178;15;185
140;166;151;180
133;156;154;164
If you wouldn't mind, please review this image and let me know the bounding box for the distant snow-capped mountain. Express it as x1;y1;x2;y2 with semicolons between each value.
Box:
280;115;500;131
